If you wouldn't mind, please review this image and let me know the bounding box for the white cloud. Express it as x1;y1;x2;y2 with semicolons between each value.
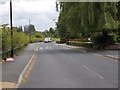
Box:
0;0;59;31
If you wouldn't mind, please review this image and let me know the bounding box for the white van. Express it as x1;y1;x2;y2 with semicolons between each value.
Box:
44;37;51;43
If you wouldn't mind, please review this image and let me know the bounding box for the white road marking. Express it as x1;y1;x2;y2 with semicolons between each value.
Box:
107;51;118;53
46;47;48;49
106;55;118;59
40;47;43;50
15;47;38;88
64;47;70;49
92;53;102;56
35;47;39;51
49;47;53;49
69;56;80;63
83;65;104;80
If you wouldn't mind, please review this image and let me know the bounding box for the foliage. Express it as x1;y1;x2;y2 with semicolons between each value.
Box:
1;24;30;59
31;38;44;43
17;26;23;32
56;2;119;43
92;32;115;49
69;38;89;42
68;41;93;48
40;28;60;38
24;24;36;34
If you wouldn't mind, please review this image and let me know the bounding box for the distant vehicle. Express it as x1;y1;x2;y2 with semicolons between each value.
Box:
44;37;52;43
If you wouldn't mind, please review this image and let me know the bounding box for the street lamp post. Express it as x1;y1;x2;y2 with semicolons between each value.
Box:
10;0;13;57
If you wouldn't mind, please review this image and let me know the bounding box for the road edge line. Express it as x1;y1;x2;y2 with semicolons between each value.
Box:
15;47;38;88
66;44;119;61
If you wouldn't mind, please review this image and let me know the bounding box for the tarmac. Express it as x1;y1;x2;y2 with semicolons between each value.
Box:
2;43;36;88
1;42;119;88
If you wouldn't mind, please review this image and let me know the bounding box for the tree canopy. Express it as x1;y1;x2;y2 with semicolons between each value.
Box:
56;2;119;39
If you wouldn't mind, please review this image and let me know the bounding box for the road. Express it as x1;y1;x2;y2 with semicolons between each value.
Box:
19;42;118;88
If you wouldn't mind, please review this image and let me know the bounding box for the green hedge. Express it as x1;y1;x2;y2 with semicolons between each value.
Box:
68;41;93;48
92;33;115;49
31;38;44;43
1;27;30;60
2;45;27;59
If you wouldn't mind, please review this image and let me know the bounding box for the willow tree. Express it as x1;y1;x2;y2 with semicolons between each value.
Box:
56;2;119;39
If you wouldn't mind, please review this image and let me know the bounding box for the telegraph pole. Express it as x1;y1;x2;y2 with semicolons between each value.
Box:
29;19;31;43
29;19;31;25
10;0;13;57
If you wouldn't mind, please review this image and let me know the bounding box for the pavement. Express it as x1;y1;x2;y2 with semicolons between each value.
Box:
1;42;119;88
2;44;36;84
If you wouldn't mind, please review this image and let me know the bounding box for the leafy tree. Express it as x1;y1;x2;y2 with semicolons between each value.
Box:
56;2;119;41
24;24;36;34
49;28;55;34
1;24;30;58
17;26;23;32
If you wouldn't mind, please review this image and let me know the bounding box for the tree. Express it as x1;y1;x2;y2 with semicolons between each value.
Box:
56;2;119;38
17;26;23;32
49;28;55;34
24;24;36;34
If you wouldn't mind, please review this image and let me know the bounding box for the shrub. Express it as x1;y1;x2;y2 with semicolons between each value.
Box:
92;32;115;49
68;41;93;48
1;27;30;59
60;38;66;43
69;38;89;42
31;38;44;43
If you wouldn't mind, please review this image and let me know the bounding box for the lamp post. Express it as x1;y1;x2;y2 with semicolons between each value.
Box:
10;0;13;57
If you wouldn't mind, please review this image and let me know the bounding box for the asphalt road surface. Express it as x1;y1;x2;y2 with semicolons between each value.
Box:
19;42;118;88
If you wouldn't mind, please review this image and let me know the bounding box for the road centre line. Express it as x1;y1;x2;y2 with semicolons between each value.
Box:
62;51;104;80
69;56;80;63
62;46;87;52
82;65;104;80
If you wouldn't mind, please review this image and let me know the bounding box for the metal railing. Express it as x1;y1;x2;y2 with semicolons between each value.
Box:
0;44;25;55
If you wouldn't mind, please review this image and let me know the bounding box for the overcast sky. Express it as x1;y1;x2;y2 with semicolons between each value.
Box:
0;0;59;31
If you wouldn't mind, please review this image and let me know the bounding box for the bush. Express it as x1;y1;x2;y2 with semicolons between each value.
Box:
2;45;26;59
92;33;115;49
31;38;44;43
69;38;89;42
60;38;66;43
118;39;120;42
68;41;93;48
1;27;30;59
